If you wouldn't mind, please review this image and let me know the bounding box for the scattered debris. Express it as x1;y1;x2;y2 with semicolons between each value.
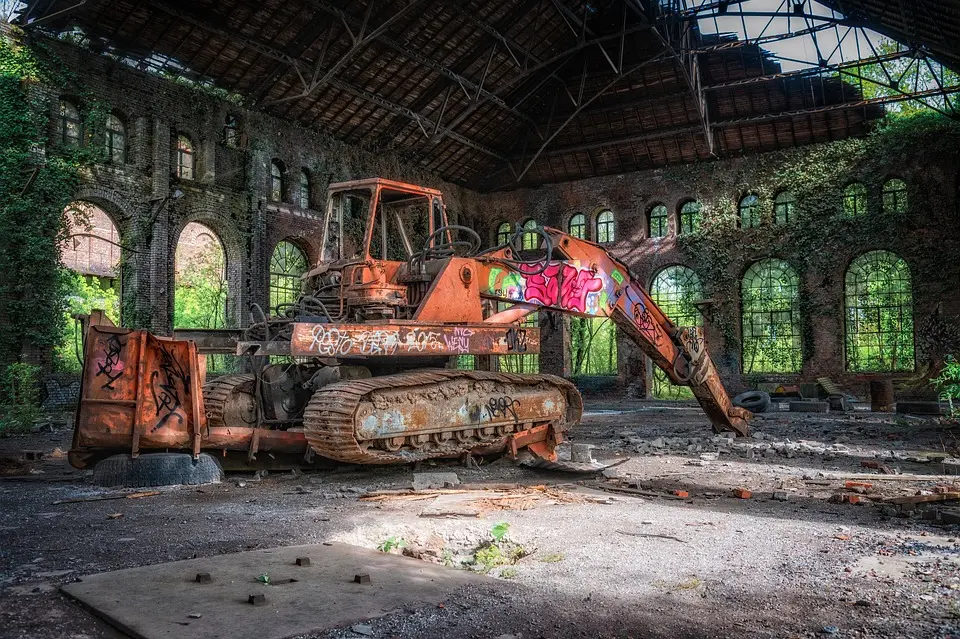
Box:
52;490;160;505
615;530;687;544
733;488;752;499
412;472;460;491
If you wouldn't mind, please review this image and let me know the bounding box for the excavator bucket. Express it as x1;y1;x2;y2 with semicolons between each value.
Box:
71;326;206;469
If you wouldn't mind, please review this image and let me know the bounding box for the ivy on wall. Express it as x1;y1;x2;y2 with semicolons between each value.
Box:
665;113;960;374
0;28;103;379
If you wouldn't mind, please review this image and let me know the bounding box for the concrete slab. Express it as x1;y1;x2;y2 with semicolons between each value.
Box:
61;542;491;639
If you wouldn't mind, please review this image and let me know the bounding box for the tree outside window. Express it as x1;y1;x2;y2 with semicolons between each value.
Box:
741;259;803;373
648;204;668;238
843;182;868;217
882;178;908;214
774;192;796;225
739;194;761;229
845;250;914;372
679;201;702;234
568;213;586;239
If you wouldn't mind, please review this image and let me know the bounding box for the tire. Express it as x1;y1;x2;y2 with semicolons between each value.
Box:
92;453;223;488
732;391;771;414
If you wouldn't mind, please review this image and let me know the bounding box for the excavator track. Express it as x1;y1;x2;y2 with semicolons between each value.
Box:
303;369;582;464
202;374;257;430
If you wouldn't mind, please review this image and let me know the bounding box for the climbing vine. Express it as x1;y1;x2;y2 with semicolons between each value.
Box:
667;112;960;372
0;28;103;385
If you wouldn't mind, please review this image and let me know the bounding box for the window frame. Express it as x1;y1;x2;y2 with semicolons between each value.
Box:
104;113;126;164
58;99;82;148
269;240;309;314
224;114;239;148
521;218;538;250
175;134;194;180
773;191;796;225
270;160;285;202
739;193;761;229
649;265;704;328
596;209;615;243
679;200;702;235
740;258;803;374
568;213;586;239
843;182;868;217
648;204;668;238
881;178;908;214
298;169;311;209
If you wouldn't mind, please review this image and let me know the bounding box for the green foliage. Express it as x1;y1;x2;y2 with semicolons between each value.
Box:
471;540;527;573
932;355;960;416
55;270;119;372
539;552;564;563
256;573;270;585
0;362;41;435
490;521;510;542
570;317;617;376
0;31;103;372
377;536;407;553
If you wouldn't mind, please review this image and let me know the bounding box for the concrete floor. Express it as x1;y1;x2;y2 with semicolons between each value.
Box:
2;399;960;639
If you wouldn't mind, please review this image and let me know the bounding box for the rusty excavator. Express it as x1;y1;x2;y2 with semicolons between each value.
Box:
70;178;750;472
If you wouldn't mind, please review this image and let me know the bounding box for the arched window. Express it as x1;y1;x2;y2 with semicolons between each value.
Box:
650;266;703;328
224;114;239;148
298;170;311;209
882;178;908;214
521;219;538;250
104;114;125;164
496;222;512;246
269;241;309;313
176;135;194;180
843;182;868;217
679;200;702;234
58;99;82;148
568;213;586;239
650;265;703;399
596;210;615;243
270;160;285;202
774;192;796;225
739;194;761;229
845;250;914;372
741;259;802;373
648;204;668;238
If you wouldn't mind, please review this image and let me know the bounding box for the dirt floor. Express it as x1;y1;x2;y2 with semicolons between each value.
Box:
3;399;960;639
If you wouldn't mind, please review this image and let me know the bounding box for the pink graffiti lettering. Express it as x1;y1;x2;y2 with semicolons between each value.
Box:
519;262;604;313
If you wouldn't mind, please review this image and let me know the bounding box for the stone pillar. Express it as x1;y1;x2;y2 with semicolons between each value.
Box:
537;311;565;376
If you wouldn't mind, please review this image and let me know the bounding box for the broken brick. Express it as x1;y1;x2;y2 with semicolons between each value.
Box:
733;488;752;499
672;490;689;498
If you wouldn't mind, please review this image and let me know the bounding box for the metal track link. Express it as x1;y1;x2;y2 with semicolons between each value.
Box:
202;374;256;430
303;369;582;464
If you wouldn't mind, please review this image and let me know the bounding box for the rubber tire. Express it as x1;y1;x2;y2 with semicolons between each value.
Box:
92;453;223;488
732;390;771;414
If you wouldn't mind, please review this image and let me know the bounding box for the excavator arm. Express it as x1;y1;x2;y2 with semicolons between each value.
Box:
477;228;751;437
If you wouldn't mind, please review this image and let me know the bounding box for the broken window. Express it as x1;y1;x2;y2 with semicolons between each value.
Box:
570;317;618;376
882;178;908;214
739;194;761;229
679;201;702;234
774;192;796;225
596;210;615;243
650;266;703;328
844;250;914;372
224;114;239;148
843;182;868;217
568;213;586;239
648;204;668;238
104;114;125;163
269;241;308;314
270;160;285;202
496;222;512;246
521;219;538;250
497;304;539;374
58;99;82;148
741;259;802;373
176;135;194;180
649;266;703;399
299;170;311;209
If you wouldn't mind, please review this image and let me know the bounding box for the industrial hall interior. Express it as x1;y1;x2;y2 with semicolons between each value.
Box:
3;0;960;637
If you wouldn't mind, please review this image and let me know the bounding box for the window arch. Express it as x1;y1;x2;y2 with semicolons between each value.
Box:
496;221;512;246
104;114;125;164
843;182;868;217
739;194;761;229
844;251;914;372
568;213;586;239
298;169;311;209
741;259;802;373
882;178;908;214
270;160;285;202
58;99;82;148
521;218;538;250
269;241;309;313
650;266;703;328
176;135;194;180
224;114;239;148
648;204;668;238
596;210;615;243
679;200;702;234
774;192;796;225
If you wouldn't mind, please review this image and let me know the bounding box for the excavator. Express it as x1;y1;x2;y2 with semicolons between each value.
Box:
70;178;750;471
